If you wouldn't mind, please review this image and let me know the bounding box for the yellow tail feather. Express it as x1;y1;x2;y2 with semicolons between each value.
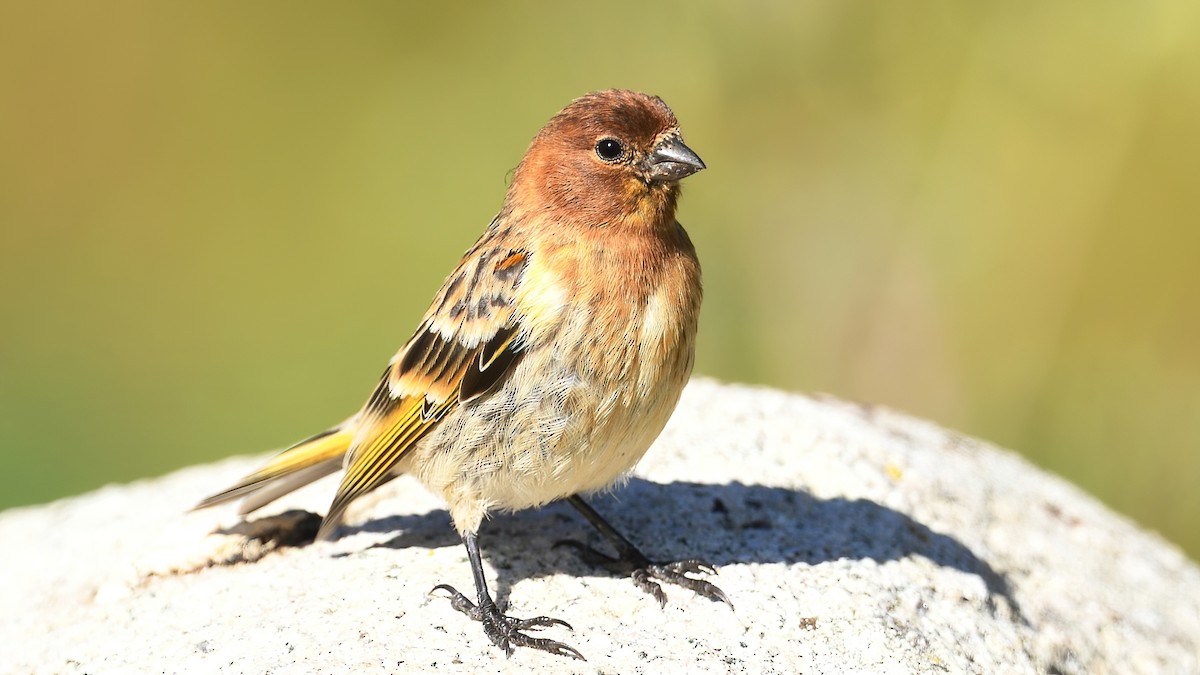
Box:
193;421;355;514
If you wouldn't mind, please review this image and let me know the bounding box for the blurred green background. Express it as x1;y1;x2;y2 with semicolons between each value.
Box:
1;2;1197;559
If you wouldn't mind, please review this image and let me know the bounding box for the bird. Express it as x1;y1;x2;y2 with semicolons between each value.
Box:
195;89;726;660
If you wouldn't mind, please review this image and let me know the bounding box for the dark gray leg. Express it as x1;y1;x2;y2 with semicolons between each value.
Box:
433;531;584;660
559;495;731;608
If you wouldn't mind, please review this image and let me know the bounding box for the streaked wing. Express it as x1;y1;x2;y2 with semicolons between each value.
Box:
315;241;531;539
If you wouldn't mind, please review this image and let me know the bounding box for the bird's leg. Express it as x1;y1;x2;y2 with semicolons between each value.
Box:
432;531;584;661
558;495;731;608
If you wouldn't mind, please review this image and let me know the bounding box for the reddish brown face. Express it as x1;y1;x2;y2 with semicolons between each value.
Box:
510;90;705;227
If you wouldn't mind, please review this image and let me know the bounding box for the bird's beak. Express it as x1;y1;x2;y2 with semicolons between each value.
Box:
646;134;706;182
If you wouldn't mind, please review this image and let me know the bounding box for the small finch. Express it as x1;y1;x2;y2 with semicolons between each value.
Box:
196;89;723;660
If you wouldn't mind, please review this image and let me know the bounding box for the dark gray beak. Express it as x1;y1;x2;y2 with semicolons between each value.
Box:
646;134;706;182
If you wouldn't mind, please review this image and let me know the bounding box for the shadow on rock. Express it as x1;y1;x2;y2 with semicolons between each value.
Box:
244;478;1023;623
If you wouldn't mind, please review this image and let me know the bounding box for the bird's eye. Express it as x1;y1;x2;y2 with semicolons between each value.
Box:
595;138;625;162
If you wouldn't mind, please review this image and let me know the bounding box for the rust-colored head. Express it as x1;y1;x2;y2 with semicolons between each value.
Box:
508;89;704;229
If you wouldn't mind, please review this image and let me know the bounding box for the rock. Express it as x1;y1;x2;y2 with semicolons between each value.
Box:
2;378;1198;674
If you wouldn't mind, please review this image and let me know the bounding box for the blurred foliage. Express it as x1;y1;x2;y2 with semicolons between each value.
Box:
1;1;1196;559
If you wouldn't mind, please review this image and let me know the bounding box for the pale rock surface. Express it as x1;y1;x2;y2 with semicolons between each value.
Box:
2;379;1198;674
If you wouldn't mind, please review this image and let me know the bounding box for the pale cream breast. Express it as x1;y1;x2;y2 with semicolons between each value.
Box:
409;226;700;535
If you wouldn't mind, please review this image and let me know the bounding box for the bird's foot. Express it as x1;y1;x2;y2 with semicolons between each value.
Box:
555;540;731;608
431;584;584;661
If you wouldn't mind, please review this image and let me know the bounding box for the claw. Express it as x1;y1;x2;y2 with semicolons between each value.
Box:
561;546;733;609
561;496;733;610
631;568;669;607
513;616;574;632
646;562;733;608
667;559;720;577
434;583;585;661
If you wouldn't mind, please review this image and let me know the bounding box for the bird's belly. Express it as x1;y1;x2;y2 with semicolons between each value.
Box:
409;340;691;521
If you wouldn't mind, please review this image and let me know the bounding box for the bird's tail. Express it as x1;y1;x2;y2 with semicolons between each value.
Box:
193;418;356;516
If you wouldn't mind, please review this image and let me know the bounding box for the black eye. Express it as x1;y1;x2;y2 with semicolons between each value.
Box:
595;138;624;162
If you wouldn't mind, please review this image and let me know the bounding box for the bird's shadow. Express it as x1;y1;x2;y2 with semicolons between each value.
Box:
310;478;1024;624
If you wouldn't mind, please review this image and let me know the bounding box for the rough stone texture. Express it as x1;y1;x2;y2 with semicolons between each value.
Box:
2;378;1198;674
